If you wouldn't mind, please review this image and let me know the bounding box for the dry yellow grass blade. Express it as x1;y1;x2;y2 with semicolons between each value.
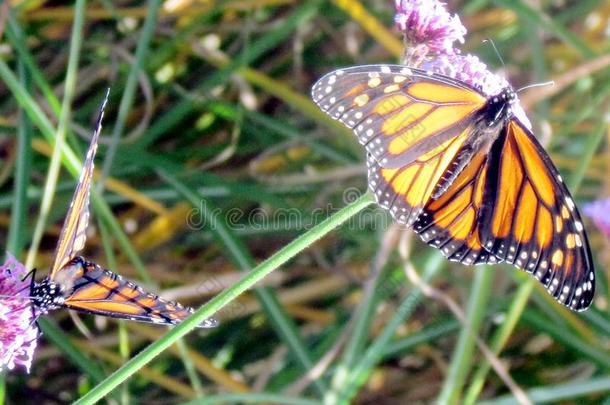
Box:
332;0;403;58
128;323;252;393
133;202;192;251
20;0;295;20
76;339;197;399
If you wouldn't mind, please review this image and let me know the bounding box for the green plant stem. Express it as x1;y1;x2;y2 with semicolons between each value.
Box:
7;62;32;258
176;339;205;398
6;10;62;115
158;167;330;395
477;376;610;405
464;277;534;405
98;0;160;188
437;267;494;404
73;193;374;405
332;253;445;405
328;266;397;401
179;393;322;405
25;0;85;270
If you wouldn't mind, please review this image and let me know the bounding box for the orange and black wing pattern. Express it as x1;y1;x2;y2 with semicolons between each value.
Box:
312;64;594;311
414;119;594;310
49;91;108;279
61;258;217;328
312;65;487;225
413;147;496;266
479;120;594;310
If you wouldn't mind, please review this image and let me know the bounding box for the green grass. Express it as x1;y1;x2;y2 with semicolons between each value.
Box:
1;1;609;404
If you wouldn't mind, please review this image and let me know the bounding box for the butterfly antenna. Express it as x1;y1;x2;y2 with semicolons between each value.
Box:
483;38;505;70
0;294;34;301
516;81;555;93
96;87;110;127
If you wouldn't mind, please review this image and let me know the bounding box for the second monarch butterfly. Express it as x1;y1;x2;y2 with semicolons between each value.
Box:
27;91;217;328
312;64;595;311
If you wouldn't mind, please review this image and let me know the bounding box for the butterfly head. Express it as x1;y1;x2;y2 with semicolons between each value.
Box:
30;278;64;314
484;87;517;128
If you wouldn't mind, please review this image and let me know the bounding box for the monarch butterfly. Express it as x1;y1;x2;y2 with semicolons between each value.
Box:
28;91;217;328
312;64;594;311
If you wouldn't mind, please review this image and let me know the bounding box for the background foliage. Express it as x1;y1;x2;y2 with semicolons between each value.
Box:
0;0;609;404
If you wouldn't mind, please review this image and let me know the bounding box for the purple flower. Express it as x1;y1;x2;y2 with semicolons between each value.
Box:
583;198;610;239
422;53;509;96
395;1;533;130
395;0;466;62
0;254;38;372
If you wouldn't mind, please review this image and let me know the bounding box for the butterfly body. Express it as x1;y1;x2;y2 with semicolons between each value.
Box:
312;64;595;311
29;277;63;315
430;88;515;200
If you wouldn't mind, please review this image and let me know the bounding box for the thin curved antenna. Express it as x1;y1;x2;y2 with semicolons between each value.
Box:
0;294;34;300
516;81;555;93
483;38;505;69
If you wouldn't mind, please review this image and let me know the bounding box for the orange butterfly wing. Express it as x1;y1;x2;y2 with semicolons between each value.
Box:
312;65;487;225
49;91;108;279
413;149;496;266
312;64;594;310
479;120;594;310
414;119;594;310
61;258;217;328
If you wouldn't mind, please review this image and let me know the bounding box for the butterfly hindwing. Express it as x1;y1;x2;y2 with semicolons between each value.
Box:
61;258;217;328
479;120;594;310
413;148;497;266
49;92;109;279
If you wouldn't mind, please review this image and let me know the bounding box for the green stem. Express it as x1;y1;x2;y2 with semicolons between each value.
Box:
176;339;205;397
464;277;534;405
179;393;322;405
98;0;160;187
437;267;494;404
7;61;32;256
158;167;331;395
332;253;445;405
25;0;86;270
73;193;374;404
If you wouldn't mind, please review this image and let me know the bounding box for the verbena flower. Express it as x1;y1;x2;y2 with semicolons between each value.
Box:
0;254;38;372
583;198;610;239
395;0;466;63
422;53;509;96
395;0;532;129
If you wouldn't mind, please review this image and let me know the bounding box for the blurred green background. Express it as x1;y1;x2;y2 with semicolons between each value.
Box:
0;0;609;404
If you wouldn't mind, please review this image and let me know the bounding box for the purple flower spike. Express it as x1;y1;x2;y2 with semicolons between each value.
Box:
0;255;38;372
395;0;466;63
583;198;610;239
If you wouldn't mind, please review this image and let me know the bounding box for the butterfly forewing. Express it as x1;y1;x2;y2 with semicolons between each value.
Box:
311;65;486;169
49;93;109;279
367;124;473;226
30;91;219;328
312;65;489;226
